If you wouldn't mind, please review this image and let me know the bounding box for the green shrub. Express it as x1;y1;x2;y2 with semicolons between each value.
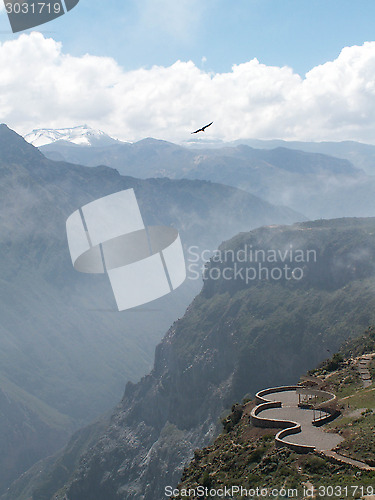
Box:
201;470;211;488
249;447;266;463
304;455;328;474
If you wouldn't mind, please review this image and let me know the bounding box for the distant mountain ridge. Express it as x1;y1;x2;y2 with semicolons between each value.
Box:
24;125;122;147
25;126;375;176
229;138;375;176
37;133;375;219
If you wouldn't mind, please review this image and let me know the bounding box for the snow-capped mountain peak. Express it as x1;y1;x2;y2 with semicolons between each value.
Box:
24;125;121;147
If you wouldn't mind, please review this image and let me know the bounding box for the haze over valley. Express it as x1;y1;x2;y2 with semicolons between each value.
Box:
1;2;375;498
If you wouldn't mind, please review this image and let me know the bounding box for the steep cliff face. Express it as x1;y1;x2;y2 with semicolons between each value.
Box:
43;218;375;500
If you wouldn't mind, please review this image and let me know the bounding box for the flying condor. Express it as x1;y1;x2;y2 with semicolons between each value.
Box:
191;121;213;134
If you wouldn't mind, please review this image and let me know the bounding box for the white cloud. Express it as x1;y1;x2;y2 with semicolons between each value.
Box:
2;33;375;144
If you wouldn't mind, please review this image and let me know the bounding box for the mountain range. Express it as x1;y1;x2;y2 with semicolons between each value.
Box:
32;127;375;220
7;217;375;500
0;124;300;495
24;125;121;148
229;138;375;175
25;126;375;176
3;123;375;499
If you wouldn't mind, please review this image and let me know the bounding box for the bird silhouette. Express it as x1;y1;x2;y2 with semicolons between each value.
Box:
191;121;213;134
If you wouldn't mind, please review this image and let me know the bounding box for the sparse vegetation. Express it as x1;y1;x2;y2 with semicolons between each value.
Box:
173;329;375;499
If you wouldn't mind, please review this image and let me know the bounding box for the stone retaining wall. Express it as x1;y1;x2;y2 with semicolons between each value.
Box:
250;385;338;454
255;386;299;404
276;425;315;454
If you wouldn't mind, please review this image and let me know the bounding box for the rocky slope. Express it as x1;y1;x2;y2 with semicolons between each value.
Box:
171;327;375;499
18;217;375;500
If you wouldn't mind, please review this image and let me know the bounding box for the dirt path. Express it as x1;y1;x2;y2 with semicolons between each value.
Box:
322;450;375;471
356;354;374;388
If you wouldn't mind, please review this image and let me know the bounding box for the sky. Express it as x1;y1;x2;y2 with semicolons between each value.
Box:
1;0;375;143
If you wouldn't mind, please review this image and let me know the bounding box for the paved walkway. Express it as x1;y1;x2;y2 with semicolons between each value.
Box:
258;390;342;451
253;363;375;468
